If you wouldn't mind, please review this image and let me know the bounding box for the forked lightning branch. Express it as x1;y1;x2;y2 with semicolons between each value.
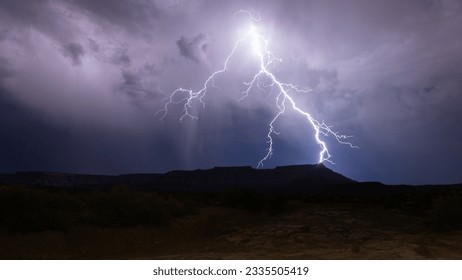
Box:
158;11;357;167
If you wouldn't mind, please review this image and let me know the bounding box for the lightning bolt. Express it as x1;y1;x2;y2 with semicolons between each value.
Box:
158;11;357;167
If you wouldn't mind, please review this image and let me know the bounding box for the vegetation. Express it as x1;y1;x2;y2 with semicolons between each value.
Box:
0;185;196;233
220;189;287;214
0;185;290;234
2;183;462;259
2;184;462;235
426;193;462;231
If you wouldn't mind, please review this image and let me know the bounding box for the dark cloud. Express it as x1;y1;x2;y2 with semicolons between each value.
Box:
88;38;100;52
0;85;180;174
86;39;131;67
0;57;16;78
122;70;140;87
61;42;85;66
176;33;210;63
0;86;69;172
143;62;164;75
112;47;131;67
0;0;78;42
120;69;144;98
0;29;8;41
65;0;163;36
118;68;160;104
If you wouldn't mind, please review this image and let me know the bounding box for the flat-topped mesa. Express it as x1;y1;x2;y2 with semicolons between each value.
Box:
0;164;355;192
274;163;325;171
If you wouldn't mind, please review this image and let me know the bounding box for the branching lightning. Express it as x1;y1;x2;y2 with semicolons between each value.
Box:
158;11;357;167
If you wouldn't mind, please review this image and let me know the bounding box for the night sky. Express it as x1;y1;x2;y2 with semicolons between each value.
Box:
1;0;461;185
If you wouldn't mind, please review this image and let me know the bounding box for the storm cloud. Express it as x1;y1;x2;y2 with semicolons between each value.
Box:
61;42;85;66
0;57;16;78
176;33;210;63
0;0;461;184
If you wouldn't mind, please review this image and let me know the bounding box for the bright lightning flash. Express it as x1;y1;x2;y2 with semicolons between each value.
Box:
158;17;357;168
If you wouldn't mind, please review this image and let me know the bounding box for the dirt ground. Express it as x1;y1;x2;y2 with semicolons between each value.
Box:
2;200;462;259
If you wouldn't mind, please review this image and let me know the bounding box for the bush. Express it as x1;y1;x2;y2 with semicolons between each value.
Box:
266;195;287;215
220;190;289;214
0;186;197;233
426;194;462;232
221;189;264;212
84;192;171;227
0;186;81;233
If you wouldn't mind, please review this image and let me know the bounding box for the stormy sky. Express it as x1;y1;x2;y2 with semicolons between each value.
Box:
1;0;461;184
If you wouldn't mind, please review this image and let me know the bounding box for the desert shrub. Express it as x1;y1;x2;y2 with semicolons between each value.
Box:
426;194;462;232
221;189;264;213
266;195;287;215
84;192;171;227
382;194;403;209
0;186;197;233
0;186;81;233
83;191;200;227
220;190;290;214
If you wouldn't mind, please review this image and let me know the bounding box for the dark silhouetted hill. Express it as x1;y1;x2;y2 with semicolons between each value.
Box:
1;164;461;194
0;164;355;192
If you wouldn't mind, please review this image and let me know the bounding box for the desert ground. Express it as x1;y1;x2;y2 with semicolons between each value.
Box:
1;185;462;259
